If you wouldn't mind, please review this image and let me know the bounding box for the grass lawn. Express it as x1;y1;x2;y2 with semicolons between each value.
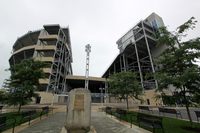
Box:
111;111;200;133
0;111;41;132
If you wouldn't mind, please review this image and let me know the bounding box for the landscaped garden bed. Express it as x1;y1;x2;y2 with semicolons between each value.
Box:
105;108;200;133
0;108;49;133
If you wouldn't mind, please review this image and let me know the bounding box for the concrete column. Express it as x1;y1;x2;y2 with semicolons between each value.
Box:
114;63;116;73
24;51;26;59
105;79;109;103
119;55;122;72
125;56;129;71
13;56;16;65
122;54;126;72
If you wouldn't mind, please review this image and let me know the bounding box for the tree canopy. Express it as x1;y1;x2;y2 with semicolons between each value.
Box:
5;59;46;112
108;71;143;109
155;17;200;124
0;89;8;104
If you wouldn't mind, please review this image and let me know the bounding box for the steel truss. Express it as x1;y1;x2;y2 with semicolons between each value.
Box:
104;20;158;90
38;27;72;93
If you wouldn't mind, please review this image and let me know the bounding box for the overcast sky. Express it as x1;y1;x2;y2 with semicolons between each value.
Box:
0;0;200;87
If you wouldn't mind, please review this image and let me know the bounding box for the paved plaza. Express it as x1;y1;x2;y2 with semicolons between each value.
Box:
17;111;149;133
19;112;66;133
3;105;199;133
91;112;149;133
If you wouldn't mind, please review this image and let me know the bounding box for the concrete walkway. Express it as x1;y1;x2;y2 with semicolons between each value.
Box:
91;112;150;133
18;112;66;133
16;111;149;133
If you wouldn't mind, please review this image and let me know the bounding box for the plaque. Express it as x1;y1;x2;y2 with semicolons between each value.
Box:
74;94;84;110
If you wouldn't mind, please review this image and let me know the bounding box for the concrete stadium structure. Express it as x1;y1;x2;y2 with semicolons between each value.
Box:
103;13;164;89
9;13;166;105
9;24;106;103
102;13;165;105
9;25;73;94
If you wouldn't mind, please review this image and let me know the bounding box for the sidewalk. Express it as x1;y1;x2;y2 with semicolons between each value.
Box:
4;105;150;133
18;112;66;133
91;112;150;133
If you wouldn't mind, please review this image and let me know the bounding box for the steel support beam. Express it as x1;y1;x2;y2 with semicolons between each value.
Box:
45;28;72;93
142;21;155;73
142;21;158;89
134;42;144;89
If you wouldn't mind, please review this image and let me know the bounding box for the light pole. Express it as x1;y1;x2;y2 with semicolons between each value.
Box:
85;44;91;90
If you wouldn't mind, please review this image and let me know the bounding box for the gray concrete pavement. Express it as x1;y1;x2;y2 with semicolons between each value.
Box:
18;111;149;133
91;112;150;133
19;112;66;133
17;105;200;133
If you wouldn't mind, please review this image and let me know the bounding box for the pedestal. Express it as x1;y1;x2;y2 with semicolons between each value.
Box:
65;88;91;132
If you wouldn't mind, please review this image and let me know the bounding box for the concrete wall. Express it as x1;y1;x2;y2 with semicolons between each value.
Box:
105;89;163;106
36;91;58;104
143;89;162;106
36;89;165;106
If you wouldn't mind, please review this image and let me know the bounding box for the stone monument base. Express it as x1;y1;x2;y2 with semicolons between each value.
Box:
60;126;96;133
65;88;91;131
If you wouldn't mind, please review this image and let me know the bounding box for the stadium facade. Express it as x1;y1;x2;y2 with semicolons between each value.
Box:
102;13;165;90
9;13;166;105
9;25;73;93
9;24;106;103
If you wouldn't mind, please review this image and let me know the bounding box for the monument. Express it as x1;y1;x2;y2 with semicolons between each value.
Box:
62;88;91;133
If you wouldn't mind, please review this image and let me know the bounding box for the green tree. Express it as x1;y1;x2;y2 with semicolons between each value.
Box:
5;59;46;112
0;89;8;104
155;17;200;124
192;92;200;106
108;71;143;110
